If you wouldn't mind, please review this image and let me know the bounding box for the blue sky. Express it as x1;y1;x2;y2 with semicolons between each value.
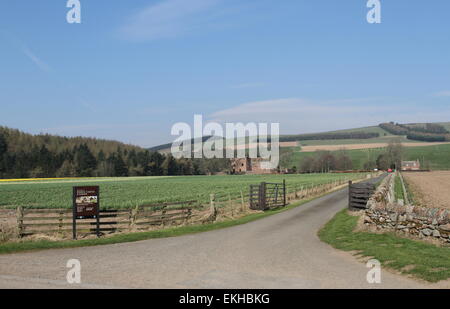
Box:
1;0;450;147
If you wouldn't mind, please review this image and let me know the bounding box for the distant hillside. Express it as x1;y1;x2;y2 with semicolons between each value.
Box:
149;136;215;152
147;121;450;172
150;127;386;152
150;122;449;152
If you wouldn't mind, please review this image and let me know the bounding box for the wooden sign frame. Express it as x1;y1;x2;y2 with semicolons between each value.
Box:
72;186;100;239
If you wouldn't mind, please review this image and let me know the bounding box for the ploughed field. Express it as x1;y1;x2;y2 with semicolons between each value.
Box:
0;174;364;209
300;142;450;152
403;171;450;210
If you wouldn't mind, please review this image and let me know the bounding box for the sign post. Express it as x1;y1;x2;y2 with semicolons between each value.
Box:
72;186;100;240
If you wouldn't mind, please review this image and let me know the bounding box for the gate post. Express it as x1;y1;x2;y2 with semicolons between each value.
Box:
283;179;286;206
260;182;267;210
249;185;253;209
17;206;23;238
348;181;353;209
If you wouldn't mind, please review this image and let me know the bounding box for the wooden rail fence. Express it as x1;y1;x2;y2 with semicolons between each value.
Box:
348;181;376;210
16;200;200;237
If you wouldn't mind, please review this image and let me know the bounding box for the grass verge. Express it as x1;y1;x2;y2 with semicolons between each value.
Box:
394;174;405;201
0;192;328;255
319;209;450;283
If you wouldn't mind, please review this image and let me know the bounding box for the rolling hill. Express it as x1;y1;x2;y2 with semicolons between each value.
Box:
150;121;450;171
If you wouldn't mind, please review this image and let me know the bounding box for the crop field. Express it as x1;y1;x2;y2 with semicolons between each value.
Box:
0;173;365;210
298;135;415;146
403;171;450;210
299;142;450;152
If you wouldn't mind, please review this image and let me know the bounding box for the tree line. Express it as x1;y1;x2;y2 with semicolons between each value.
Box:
380;122;449;142
295;150;354;173
280;131;379;142
294;141;405;173
0;127;230;179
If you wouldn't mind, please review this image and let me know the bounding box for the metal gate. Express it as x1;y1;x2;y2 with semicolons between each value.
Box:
348;181;375;210
249;180;286;210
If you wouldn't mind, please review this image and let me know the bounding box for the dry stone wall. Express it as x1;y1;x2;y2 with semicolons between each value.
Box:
363;173;450;244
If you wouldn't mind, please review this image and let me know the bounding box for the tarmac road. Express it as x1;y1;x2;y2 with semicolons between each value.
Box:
0;179;444;289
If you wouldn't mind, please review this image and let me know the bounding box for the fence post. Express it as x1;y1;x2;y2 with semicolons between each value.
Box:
228;194;233;217
130;204;139;231
184;206;192;225
348;181;353;209
161;206;167;228
210;194;217;221
16;206;23;238
58;211;63;234
283;180;287;206
240;190;245;212
249;185;252;209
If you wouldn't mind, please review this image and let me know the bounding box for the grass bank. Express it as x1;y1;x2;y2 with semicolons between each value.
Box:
394;174;404;201
319;210;450;282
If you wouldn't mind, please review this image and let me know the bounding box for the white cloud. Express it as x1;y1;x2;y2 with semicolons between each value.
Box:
118;0;221;41
22;48;51;72
433;91;450;97
208;97;450;134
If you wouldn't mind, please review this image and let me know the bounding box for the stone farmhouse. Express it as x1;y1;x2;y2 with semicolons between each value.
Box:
230;157;278;175
401;160;421;171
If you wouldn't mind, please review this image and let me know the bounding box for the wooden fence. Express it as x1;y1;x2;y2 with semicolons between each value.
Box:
134;200;197;230
16;200;200;237
348;181;376;210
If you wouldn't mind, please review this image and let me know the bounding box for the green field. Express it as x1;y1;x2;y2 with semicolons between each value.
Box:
0;173;364;209
322;125;391;135
439;122;450;131
297;135;414;146
281;144;450;170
